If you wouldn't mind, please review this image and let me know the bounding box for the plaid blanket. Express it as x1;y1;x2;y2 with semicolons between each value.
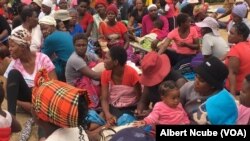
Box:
32;69;90;128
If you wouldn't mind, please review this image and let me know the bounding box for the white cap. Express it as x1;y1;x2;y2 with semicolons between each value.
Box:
42;0;53;8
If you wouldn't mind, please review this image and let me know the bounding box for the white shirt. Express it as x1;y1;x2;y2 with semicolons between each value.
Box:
201;33;230;60
0;110;12;128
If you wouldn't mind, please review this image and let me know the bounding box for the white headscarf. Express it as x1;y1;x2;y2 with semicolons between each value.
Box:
147;4;157;11
42;0;53;8
39;15;57;26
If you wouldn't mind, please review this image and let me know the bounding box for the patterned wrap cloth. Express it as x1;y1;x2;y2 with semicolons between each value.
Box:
32;69;91;128
9;29;31;47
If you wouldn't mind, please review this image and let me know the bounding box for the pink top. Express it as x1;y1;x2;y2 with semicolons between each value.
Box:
167;26;199;55
165;3;175;18
237;104;250;125
225;41;250;92
142;15;169;37
144;101;190;125
4;52;55;87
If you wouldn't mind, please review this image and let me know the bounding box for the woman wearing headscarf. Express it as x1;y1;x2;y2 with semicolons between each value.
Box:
39;16;74;82
227;4;250;39
226;22;250;96
141;4;169;39
99;4;134;61
89;0;107;53
38;0;55;19
3;29;57;116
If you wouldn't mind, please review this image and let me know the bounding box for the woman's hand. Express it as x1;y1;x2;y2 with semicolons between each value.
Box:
137;23;142;28
134;109;151;120
128;26;135;32
151;39;159;51
105;113;116;126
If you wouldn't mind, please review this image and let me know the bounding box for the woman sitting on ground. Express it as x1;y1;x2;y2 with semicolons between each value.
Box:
65;33;101;109
98;4;131;58
4;29;57;116
101;47;141;124
226;22;250;96
158;13;199;69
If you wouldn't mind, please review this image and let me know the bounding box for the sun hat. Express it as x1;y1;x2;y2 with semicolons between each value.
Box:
32;0;42;7
54;9;72;21
39;15;57;26
194;56;228;90
195;17;219;36
140;51;171;87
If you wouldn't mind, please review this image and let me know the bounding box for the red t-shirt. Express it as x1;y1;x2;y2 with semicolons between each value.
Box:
101;65;139;86
99;21;128;40
79;12;94;31
225;41;250;91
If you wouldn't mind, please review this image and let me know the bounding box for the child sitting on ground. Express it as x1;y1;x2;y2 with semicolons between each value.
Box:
133;80;190;126
131;19;166;52
0;82;21;140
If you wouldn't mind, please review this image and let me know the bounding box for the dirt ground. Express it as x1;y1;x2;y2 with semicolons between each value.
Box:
1;4;243;141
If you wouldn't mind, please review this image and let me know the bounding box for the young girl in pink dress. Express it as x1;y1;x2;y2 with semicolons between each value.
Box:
134;80;190;126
